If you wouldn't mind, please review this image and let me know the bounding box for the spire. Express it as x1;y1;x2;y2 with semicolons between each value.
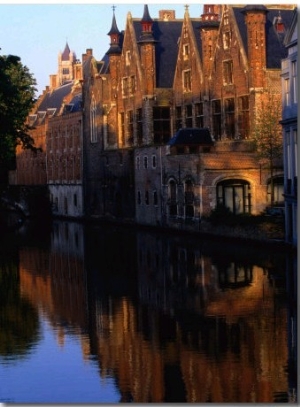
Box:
139;4;155;43
61;42;71;61
107;6;122;55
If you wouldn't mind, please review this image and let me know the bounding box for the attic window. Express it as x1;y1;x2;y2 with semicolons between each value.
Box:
47;108;56;118
64;104;74;113
28;114;37;126
37;112;46;123
273;14;285;33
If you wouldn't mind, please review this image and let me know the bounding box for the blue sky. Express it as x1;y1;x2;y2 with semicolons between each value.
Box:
0;2;204;96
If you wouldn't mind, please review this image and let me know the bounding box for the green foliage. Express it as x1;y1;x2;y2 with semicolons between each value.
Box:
0;54;37;170
251;91;283;165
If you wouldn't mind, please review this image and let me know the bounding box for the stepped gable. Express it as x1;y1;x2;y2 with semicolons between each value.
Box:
168;128;214;146
133;18;183;88
234;5;295;68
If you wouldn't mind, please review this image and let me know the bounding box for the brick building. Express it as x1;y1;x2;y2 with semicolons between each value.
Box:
82;4;294;229
11;4;295;229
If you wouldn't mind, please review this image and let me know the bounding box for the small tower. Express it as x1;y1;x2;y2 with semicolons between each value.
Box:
58;42;76;86
106;7;122;56
106;7;122;102
138;4;156;96
199;5;221;94
242;5;268;89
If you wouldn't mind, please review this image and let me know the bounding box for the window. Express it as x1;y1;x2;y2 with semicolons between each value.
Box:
238;96;249;139
223;31;231;49
294;130;297;178
144;156;148;169
183;44;189;59
127;110;134;145
183;70;191;92
185;105;193;127
136;156;140;170
175;106;182;131
153;190;158;206
195;102;204;128
152;155;156;168
217;179;251;214
153;107;171;144
185;180;194;218
292;61;297;103
126;51;131;66
130;76;136;95
90;96;97;143
137;190;141;205
212;99;221;140
168;180;177;216
284;78;290;105
122;77;129;97
267;176;284;205
62;68;69;75
145;190;149;205
223;60;233;84
136;108;143;145
224;98;235;139
120;112;125;146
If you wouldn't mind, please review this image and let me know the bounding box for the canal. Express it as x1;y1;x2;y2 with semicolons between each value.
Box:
0;219;297;403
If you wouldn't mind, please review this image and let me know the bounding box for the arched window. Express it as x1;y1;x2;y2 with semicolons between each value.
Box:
184;179;194;218
217;179;251;214
168;180;177;216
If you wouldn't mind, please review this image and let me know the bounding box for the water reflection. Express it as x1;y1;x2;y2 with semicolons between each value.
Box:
0;220;297;403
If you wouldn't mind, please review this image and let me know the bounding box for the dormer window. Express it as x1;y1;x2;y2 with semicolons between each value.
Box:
273;13;285;34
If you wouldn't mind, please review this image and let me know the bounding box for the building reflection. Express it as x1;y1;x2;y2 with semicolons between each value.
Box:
19;221;89;350
17;222;297;402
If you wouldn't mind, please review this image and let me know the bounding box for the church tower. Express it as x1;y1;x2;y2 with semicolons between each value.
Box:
58;42;77;86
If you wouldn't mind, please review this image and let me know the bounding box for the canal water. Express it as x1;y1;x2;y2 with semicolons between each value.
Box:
0;219;297;403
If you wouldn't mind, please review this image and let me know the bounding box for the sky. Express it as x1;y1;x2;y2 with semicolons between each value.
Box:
0;1;205;96
0;1;296;96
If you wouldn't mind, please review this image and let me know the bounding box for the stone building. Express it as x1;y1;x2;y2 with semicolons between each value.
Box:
82;4;294;229
281;9;298;246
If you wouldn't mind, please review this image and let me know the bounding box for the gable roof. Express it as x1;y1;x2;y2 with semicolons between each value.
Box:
37;82;74;113
168;128;214;146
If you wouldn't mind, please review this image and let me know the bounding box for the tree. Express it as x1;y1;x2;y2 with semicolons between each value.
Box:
251;91;283;206
0;54;37;177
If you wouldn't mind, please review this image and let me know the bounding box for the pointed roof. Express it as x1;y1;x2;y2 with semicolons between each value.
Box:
141;4;153;23
107;9;121;36
106;9;122;55
138;4;156;44
61;42;71;61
